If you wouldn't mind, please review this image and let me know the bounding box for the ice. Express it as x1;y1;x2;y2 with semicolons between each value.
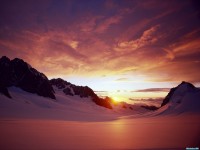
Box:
0;115;199;150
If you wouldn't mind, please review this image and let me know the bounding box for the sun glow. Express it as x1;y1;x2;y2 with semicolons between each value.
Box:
112;97;121;102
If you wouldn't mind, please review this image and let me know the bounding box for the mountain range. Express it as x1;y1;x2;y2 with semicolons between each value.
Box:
0;56;112;109
0;56;200;115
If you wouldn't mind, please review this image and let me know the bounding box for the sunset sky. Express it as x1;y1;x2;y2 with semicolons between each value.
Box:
0;0;200;103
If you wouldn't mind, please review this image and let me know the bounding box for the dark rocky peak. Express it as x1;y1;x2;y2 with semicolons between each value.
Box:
0;56;55;99
70;84;112;109
71;84;96;98
0;56;10;64
12;58;25;63
50;78;95;98
50;78;71;89
11;58;31;73
161;81;198;107
50;78;112;109
177;81;196;90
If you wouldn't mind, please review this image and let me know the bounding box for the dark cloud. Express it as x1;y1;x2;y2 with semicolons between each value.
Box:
133;88;170;92
129;97;163;107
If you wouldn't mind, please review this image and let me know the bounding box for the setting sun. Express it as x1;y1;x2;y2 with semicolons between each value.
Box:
112;97;121;102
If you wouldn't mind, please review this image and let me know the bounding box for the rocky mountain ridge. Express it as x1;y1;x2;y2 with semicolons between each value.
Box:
1;56;199;112
50;78;112;109
0;56;55;99
161;81;199;107
0;56;112;109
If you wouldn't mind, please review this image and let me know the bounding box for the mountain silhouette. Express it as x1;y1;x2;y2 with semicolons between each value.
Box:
0;56;112;109
159;81;200;114
0;56;55;99
50;78;112;109
161;81;199;107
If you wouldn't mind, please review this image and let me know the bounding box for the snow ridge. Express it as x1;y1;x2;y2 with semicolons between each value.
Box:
159;81;200;115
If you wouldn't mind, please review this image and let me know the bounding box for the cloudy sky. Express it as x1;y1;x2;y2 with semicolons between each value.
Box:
0;0;200;103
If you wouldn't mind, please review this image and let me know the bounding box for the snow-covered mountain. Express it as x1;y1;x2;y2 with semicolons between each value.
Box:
158;81;200;115
1;56;199;118
0;86;116;121
0;56;135;111
0;56;113;109
50;78;112;109
0;56;55;99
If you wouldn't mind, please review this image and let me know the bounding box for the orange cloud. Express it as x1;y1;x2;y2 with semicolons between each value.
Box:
163;29;200;62
115;25;160;52
0;0;200;84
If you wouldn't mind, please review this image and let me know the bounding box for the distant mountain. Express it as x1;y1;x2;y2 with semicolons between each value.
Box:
141;105;159;111
0;56;55;99
50;78;112;109
159;81;200;114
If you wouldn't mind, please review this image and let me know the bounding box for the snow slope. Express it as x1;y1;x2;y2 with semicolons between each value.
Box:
155;82;200;116
1;81;200;121
0;86;113;121
0;83;199;149
0;86;148;121
0;114;199;150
